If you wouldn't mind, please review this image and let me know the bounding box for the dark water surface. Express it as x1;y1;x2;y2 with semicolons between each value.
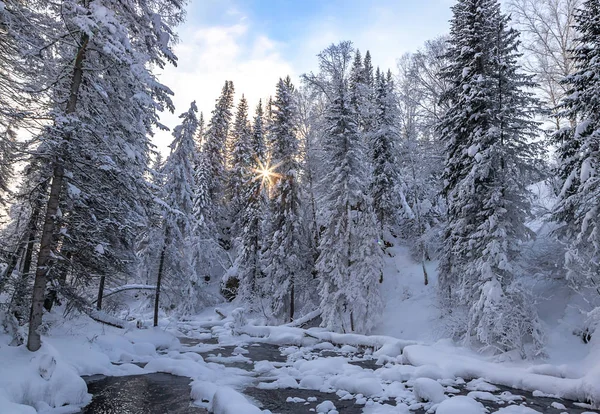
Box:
82;373;207;414
80;337;599;414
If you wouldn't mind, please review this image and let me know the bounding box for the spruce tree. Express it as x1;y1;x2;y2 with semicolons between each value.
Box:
438;0;544;354
228;95;253;236
203;81;235;247
237;101;267;304
157;102;202;318
23;0;184;350
204;81;235;206
261;77;310;323
371;69;402;231
307;42;384;334
552;0;600;323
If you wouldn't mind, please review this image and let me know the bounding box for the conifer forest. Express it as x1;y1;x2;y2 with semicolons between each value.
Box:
1;0;600;413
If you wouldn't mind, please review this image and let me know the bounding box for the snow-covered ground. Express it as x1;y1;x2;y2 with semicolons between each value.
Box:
1;241;600;413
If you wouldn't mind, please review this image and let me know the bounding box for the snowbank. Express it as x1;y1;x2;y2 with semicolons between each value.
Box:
236;323;417;357
403;342;600;405
0;340;90;413
191;381;266;413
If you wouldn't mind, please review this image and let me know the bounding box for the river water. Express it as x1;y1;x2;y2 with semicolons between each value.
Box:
81;337;599;414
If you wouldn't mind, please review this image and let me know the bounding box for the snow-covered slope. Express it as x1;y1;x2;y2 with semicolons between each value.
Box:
373;243;440;342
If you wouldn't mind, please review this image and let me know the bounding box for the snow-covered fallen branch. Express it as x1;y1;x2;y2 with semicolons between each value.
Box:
61;287;131;329
305;331;417;354
86;309;131;329
285;309;321;328
236;323;417;357
93;284;156;302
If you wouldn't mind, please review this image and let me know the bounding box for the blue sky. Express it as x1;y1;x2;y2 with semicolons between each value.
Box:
155;0;453;152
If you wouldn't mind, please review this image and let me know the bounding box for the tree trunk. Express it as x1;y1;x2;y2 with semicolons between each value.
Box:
154;242;167;327
27;34;89;352
96;275;106;311
44;251;72;313
9;194;43;324
289;280;295;323
1;250;22;292
21;204;40;282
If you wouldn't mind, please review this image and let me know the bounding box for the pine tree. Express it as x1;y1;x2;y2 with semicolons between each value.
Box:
23;0;184;351
195;112;205;154
552;0;600;326
306;42;384;334
228;95;253;235
349;49;365;116
236;101;267;304
363;50;375;90
134;153;165;290
438;0;544;354
261;77;310;323
370;70;403;231
156;102;202;319
204;81;235;218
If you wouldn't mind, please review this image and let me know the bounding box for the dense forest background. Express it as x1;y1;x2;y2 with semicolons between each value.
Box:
0;0;599;361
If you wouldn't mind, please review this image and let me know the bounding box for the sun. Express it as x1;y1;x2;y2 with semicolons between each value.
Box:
258;167;273;180
252;158;281;189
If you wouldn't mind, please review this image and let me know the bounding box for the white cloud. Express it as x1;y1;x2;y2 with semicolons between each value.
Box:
154;21;295;155
153;0;452;155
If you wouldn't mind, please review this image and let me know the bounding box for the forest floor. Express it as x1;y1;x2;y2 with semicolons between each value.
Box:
1;241;600;413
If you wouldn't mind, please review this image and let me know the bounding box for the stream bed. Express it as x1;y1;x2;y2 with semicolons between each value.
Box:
80;337;599;414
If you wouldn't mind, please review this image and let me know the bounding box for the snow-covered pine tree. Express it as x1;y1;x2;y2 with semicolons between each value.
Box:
134;153;165;292
156;102;201;319
195;112;205;153
349;49;366;117
0;2;47;209
363;50;375;91
552;0;600;333
0;1;44;129
24;0;184;351
349;49;376;147
370;69;403;232
203;80;235;248
305;42;384;334
236;101;267;304
438;0;544;354
228;95;253;237
261;77;310;323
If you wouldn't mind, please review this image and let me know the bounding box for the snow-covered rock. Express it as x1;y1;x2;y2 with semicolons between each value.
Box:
412;377;446;403
316;400;336;413
494;406;542;413
435;396;486;414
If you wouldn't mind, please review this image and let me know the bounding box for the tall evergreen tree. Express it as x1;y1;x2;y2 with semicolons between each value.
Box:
228;95;253;235
438;0;544;354
552;0;600;325
261;77;310;322
156;102;201;319
306;42;384;334
23;0;184;351
203;81;235;246
236;101;267;304
204;81;235;205
370;70;403;231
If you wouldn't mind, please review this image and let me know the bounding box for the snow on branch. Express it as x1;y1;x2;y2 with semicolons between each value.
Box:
99;284;156;300
284;309;321;328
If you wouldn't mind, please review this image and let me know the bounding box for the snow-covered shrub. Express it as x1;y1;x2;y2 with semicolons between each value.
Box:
468;278;545;358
